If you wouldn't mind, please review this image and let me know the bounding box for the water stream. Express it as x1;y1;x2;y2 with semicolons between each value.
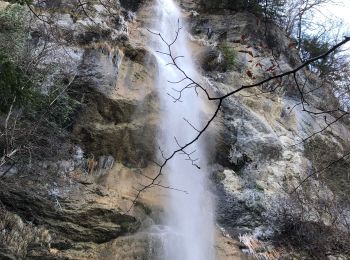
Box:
148;0;215;259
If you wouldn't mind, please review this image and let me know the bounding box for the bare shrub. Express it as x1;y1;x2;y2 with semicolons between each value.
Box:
266;188;350;258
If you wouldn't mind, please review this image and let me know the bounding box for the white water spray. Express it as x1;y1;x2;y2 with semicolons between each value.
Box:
149;0;215;259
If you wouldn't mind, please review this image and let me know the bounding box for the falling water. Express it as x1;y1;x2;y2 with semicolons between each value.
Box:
148;0;215;259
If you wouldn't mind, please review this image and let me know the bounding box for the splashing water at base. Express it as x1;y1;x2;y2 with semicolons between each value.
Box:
148;0;215;259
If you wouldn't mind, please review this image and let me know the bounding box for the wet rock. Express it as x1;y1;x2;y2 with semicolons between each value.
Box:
215;169;265;236
71;48;158;168
74;47;122;96
199;47;226;72
73;110;157;168
216;99;282;169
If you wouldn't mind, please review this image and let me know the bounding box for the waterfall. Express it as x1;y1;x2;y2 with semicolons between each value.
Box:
148;0;215;259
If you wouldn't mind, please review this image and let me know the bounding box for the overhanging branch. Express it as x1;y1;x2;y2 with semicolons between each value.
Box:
128;24;350;208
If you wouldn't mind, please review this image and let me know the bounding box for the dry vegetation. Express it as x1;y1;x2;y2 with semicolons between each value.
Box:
0;206;51;259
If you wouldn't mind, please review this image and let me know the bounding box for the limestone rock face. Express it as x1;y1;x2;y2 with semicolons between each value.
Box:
30;0;160;168
72;85;158;167
1;0;350;259
0;0;158;259
180;1;350;256
23;0;159;169
0;174;139;259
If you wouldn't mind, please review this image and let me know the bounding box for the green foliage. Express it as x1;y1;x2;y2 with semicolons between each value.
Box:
0;3;24;30
0;54;34;113
300;36;336;77
0;53;78;128
201;0;286;19
46;93;79;128
0;4;49;114
0;3;27;59
7;0;32;5
261;0;286;20
219;43;237;70
0;2;78;128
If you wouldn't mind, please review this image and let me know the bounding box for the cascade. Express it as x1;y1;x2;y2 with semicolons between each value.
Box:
149;0;215;259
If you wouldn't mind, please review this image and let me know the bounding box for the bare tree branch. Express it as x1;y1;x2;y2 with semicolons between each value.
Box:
291;150;350;193
127;22;350;208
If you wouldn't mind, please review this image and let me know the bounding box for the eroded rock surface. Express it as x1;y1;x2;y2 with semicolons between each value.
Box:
0;172;139;259
0;0;156;259
180;1;350;257
1;0;350;259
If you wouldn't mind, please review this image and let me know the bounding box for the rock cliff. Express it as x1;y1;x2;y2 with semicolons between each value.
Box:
0;0;349;259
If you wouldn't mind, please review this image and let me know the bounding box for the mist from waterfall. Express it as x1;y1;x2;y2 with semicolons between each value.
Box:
148;0;215;259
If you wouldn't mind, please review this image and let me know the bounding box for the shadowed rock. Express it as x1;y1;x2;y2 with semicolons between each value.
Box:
0;177;139;246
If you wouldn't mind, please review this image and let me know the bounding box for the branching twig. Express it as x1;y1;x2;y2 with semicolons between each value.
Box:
128;22;350;209
127;99;222;212
291;150;350;193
